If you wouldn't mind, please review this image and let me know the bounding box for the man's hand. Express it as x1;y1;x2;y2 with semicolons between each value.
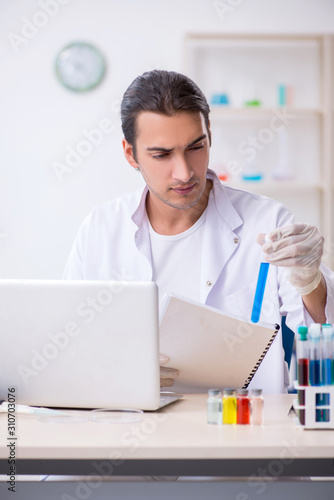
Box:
159;354;179;388
257;223;324;295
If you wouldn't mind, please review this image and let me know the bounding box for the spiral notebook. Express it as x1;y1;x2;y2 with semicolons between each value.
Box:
159;293;279;392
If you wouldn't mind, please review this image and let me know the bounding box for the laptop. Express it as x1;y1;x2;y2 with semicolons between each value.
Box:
0;279;182;411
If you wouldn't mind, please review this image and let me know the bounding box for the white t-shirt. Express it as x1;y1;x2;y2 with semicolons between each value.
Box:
148;209;207;305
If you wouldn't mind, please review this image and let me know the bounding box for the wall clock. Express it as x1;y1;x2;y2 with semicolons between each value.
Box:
55;41;106;92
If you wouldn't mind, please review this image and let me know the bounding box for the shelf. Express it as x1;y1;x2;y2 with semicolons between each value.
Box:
210;107;323;120
222;180;325;195
186;35;322;50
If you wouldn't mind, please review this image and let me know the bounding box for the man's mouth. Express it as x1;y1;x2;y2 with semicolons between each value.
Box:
171;183;196;195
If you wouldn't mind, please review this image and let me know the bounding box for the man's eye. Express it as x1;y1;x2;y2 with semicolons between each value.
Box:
153;153;169;159
189;145;204;152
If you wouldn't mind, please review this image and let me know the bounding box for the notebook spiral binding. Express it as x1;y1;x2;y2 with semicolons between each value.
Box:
243;326;280;388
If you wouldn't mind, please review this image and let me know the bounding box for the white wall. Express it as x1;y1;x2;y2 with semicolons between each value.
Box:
1;0;334;278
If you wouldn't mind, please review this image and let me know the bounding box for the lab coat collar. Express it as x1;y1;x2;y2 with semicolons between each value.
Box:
201;169;244;303
131;185;149;229
131;186;152;279
206;168;243;231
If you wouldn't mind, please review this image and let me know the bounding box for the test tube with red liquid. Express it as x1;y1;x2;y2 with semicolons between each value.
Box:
296;325;309;425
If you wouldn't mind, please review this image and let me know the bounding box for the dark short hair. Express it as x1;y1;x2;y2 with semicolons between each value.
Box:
121;70;211;160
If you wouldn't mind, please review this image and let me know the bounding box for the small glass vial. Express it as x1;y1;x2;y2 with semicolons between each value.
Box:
207;389;222;424
236;388;250;425
222;389;237;424
250;388;264;425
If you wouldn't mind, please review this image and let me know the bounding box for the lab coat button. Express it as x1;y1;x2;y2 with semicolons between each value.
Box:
233;237;239;244
206;280;213;287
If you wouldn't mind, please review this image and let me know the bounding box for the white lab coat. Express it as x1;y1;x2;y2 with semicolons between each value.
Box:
63;169;334;393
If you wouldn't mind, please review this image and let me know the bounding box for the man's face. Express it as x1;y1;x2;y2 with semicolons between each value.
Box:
123;111;210;211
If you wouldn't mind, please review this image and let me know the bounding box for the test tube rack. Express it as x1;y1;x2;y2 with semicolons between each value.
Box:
293;381;334;429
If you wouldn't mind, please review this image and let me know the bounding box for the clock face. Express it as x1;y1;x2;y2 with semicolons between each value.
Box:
55;42;106;92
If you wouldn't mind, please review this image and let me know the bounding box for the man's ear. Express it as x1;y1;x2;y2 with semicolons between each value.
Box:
122;139;139;170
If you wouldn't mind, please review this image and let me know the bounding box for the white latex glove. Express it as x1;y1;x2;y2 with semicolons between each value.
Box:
257;223;324;295
159;354;179;388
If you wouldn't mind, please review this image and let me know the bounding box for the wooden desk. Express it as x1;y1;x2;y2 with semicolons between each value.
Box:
0;394;333;479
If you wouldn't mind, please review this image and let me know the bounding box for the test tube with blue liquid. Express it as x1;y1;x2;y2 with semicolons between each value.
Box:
251;236;270;323
321;324;333;419
322;324;333;386
309;323;324;421
309;324;321;386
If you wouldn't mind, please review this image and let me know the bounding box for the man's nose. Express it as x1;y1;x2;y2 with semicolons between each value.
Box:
171;155;193;183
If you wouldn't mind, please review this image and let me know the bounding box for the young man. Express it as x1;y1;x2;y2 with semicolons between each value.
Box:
63;70;334;392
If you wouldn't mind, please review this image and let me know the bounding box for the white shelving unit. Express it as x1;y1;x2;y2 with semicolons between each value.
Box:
184;34;333;269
